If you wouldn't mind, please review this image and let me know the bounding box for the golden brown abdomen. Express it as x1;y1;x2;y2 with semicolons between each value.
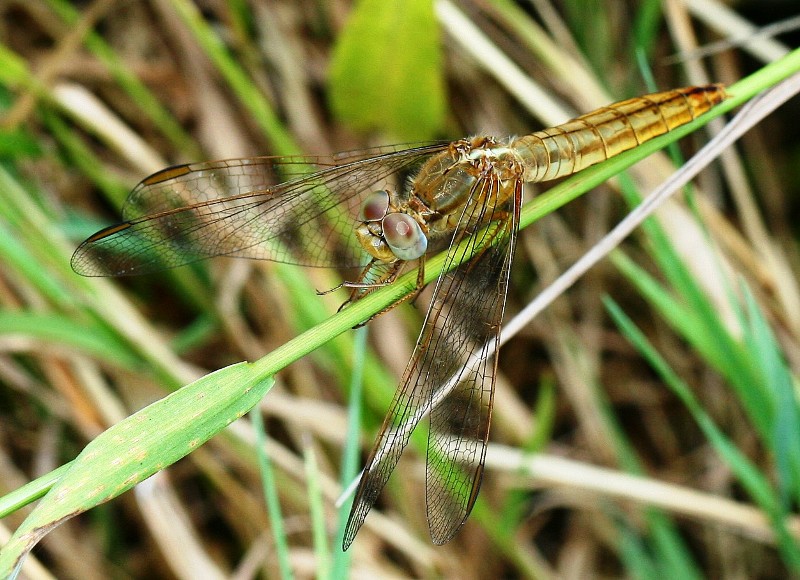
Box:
512;84;728;183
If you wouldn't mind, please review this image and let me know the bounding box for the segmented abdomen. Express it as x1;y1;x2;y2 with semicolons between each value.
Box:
512;84;728;183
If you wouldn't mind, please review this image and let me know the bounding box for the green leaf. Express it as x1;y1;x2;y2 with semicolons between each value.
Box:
329;0;445;140
0;364;274;577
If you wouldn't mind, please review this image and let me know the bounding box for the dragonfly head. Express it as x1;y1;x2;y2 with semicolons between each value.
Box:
356;190;428;262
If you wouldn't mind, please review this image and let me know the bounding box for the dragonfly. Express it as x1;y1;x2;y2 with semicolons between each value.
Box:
71;84;728;549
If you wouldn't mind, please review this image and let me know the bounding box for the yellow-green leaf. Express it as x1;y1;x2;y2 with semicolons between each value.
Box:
329;0;445;140
0;364;273;577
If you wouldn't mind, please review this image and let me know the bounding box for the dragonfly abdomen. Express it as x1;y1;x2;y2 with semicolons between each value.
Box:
512;84;728;183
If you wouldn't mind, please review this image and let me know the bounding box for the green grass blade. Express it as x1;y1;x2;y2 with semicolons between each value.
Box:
0;465;71;520
331;326;366;571
43;0;200;157
618;523;659;580
0;366;274;577
604;296;800;571
168;0;300;156
0;312;139;369
740;283;800;508
611;251;766;431
251;407;294;580
304;443;330;579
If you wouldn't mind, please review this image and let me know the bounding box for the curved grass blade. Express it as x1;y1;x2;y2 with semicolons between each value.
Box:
0;364;274;577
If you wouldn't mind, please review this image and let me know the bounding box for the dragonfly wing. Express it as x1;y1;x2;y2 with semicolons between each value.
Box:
342;301;440;549
120;145;444;219
342;176;521;549
424;182;520;544
72;145;446;277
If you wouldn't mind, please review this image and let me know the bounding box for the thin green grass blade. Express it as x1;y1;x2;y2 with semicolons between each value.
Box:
604;296;800;571
632;0;664;59
740;284;800;508
581;344;702;577
169;0;300;156
251;407;294;580
331;326;366;571
610;251;766;430
562;0;610;76
0;312;139;369
618;523;659;580
0;126;39;157
616;509;702;580
43;0;200;157
0;217;75;309
497;377;556;532
647;511;702;580
466;495;546;577
0;43;43;92
304;443;330;578
169;313;219;355
41;107;131;207
0;465;71;520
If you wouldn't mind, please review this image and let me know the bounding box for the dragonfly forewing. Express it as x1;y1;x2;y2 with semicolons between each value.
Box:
71;145;446;277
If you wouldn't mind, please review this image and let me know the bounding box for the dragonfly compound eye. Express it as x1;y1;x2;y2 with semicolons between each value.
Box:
359;190;390;222
383;213;427;261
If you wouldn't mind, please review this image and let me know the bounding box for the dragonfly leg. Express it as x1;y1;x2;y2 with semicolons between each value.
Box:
354;256;426;326
336;256;428;327
336;260;403;323
316;260;402;301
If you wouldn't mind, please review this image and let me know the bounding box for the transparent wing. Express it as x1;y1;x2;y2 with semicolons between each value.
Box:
342;176;521;548
425;186;519;543
119;144;440;219
71;144;446;277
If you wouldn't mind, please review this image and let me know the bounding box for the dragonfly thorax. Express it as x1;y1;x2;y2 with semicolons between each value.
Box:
415;138;524;212
405;137;525;239
355;190;428;263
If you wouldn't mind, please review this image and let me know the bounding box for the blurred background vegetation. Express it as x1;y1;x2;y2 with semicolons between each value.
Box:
1;0;800;577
